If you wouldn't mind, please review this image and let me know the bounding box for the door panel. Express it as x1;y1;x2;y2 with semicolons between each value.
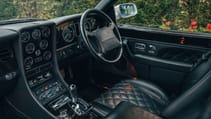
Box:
120;25;210;95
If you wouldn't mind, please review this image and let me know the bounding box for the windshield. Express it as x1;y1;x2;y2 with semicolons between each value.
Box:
0;0;101;21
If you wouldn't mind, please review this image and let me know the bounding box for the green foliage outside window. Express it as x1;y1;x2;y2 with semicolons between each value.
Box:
0;0;100;20
1;0;211;33
117;0;211;33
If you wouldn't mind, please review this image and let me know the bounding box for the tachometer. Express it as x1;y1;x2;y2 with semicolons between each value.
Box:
62;26;75;43
85;17;97;31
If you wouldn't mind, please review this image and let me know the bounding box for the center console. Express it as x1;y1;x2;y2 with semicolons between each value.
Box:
19;22;101;119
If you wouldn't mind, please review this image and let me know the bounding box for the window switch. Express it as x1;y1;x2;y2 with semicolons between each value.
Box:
148;45;157;51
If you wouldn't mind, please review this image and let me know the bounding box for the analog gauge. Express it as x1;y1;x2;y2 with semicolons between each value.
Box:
24;56;33;68
90;18;96;28
32;29;41;40
21;32;30;43
62;26;75;43
43;51;52;61
85;21;91;31
39;40;48;50
25;43;35;54
42;27;51;38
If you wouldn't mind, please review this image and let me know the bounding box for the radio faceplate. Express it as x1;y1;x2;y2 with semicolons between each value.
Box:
33;80;66;105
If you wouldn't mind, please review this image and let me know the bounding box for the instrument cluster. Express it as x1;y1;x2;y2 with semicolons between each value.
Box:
56;22;77;48
56;17;100;47
20;26;53;70
56;17;100;60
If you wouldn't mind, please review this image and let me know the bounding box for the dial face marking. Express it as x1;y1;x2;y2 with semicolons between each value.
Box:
21;32;30;43
62;25;75;43
32;29;41;40
25;43;36;54
39;40;48;50
43;51;52;61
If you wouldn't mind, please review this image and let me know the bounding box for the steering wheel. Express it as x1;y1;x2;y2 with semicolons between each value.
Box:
80;9;123;63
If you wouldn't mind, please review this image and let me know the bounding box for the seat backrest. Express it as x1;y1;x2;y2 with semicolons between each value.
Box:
162;51;211;118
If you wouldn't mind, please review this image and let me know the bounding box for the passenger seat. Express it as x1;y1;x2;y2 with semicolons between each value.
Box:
93;51;211;118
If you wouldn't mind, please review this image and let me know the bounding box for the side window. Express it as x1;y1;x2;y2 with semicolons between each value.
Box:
117;0;211;33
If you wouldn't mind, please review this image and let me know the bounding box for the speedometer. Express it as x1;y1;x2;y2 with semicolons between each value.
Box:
85;17;98;31
62;26;75;43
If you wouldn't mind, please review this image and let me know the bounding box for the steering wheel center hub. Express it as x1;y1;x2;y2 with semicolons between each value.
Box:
80;9;123;63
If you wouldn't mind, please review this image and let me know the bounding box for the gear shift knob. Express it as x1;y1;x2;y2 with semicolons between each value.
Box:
69;84;77;103
69;84;90;116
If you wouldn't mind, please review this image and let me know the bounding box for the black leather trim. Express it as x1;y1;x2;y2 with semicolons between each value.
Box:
104;102;135;119
162;70;211;118
94;80;169;115
105;101;162;119
125;80;169;104
134;54;192;69
201;97;211;119
92;102;112;117
182;53;211;91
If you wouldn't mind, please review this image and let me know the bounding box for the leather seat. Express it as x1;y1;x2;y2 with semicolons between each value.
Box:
94;52;211;118
94;80;169;115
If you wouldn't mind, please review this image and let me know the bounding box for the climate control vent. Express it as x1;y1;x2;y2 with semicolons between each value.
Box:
0;48;13;62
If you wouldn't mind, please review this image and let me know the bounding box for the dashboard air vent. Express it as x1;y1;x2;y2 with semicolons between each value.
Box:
0;48;13;62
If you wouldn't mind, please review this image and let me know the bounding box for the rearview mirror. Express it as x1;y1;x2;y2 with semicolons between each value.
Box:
115;3;137;20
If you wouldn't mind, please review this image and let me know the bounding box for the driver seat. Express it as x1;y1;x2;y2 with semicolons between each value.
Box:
93;53;211;118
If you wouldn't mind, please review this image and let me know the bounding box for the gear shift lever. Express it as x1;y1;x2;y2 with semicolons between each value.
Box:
69;84;91;116
69;84;77;103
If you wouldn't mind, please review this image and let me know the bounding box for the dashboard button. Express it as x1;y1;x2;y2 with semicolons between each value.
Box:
34;56;43;63
149;45;157;51
148;50;156;54
35;49;41;56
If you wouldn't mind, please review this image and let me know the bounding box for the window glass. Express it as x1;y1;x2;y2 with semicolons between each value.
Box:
0;0;100;20
117;0;211;33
